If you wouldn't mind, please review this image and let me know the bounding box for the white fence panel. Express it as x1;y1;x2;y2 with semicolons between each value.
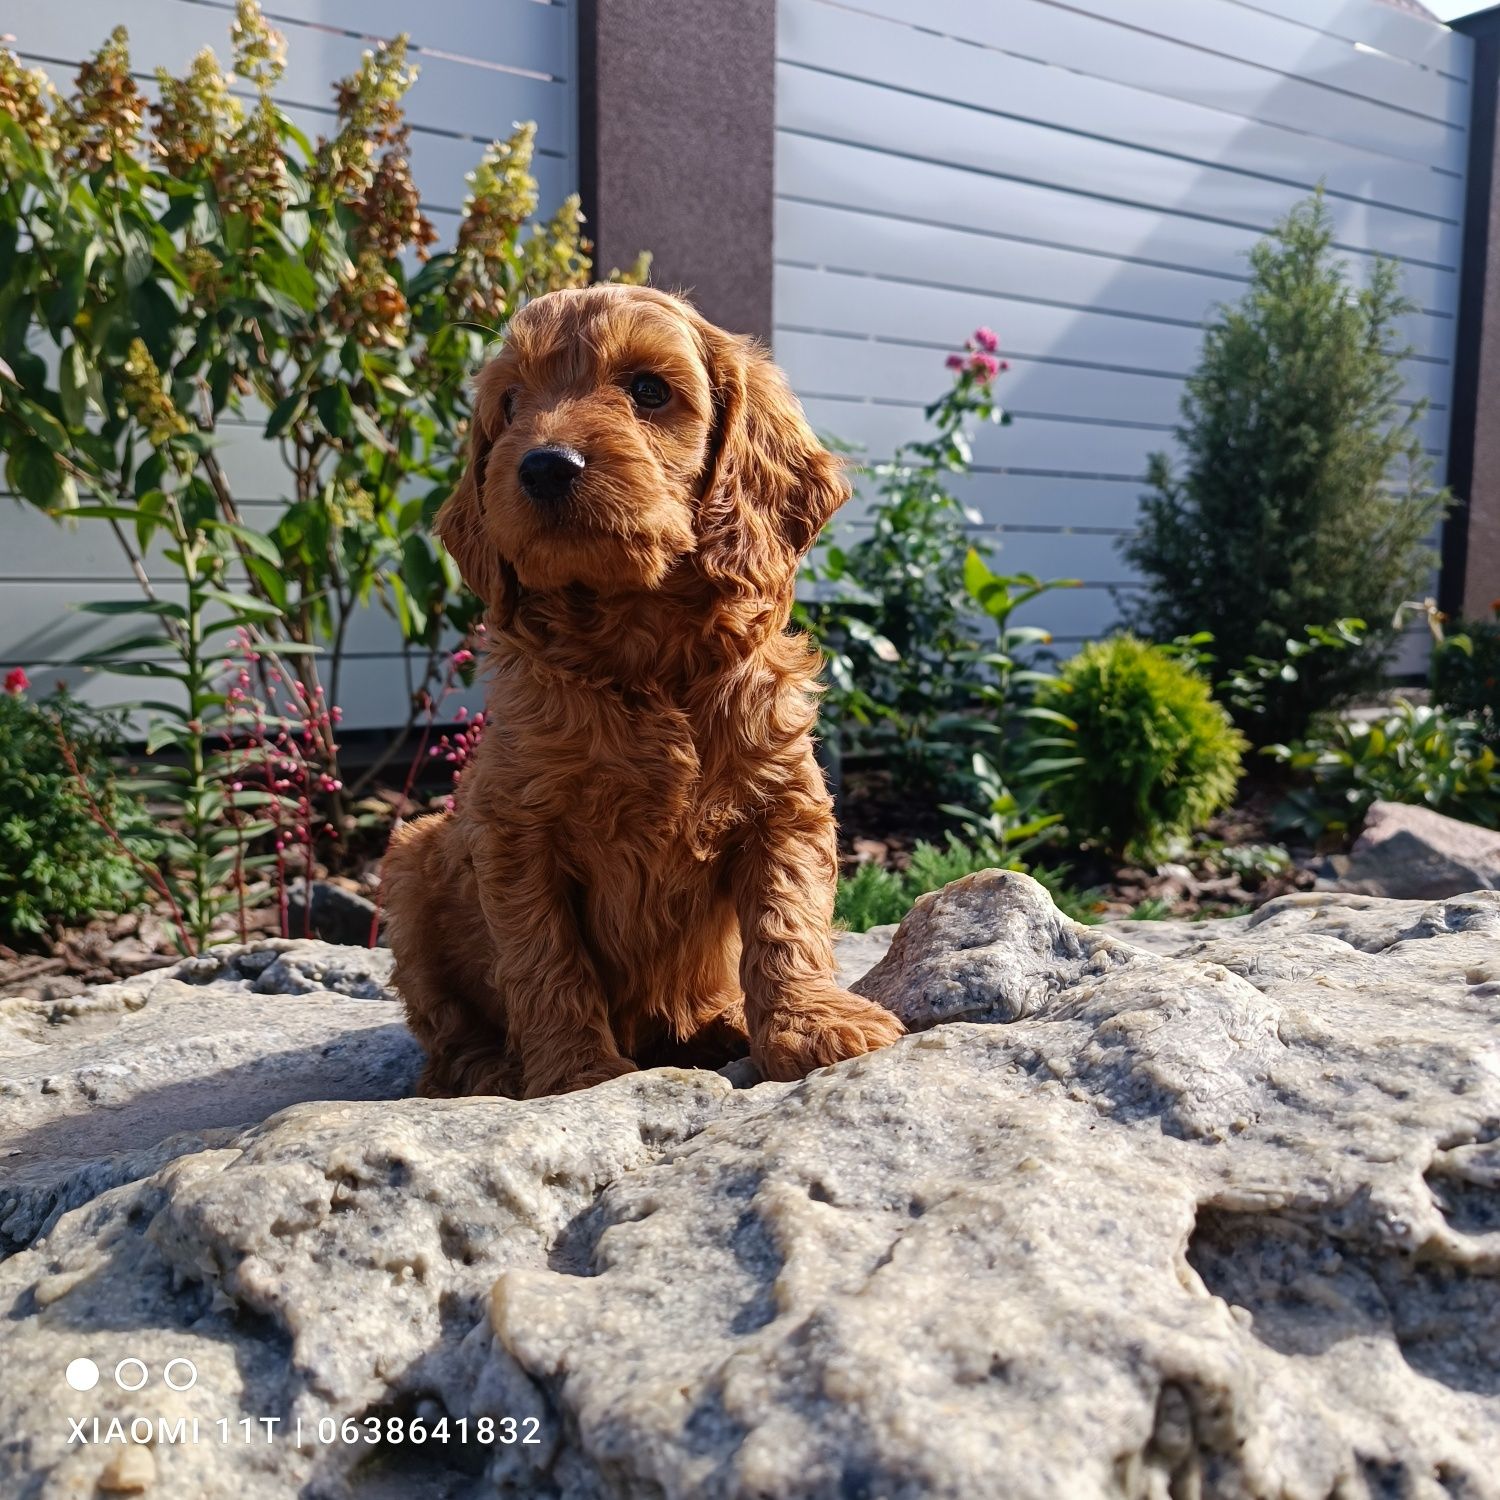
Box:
1;0;576;730
773;0;1470;649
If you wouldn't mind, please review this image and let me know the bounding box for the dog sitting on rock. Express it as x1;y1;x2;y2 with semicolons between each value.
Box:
383;285;904;1098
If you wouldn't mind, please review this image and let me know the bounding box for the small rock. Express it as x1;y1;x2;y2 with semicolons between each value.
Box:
97;1444;155;1492
284;880;380;947
1336;800;1500;900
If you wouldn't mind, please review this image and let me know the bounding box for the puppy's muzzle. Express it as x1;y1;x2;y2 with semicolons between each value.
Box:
518;445;586;505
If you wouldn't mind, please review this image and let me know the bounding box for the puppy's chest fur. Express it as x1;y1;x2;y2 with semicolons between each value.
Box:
492;666;781;875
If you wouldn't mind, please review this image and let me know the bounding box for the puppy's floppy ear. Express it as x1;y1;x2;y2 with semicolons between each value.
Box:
434;374;518;628
694;325;850;599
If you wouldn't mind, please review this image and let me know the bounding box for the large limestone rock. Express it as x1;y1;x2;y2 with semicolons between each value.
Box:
1;874;1498;1499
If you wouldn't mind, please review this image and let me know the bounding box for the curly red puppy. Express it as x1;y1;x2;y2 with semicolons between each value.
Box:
382;284;904;1099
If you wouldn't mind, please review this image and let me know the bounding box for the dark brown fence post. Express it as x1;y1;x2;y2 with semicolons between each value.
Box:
577;0;777;340
1447;7;1500;621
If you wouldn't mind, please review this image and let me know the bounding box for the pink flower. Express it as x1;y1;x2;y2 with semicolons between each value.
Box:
4;667;28;696
969;352;1001;382
945;354;965;371
973;327;999;353
451;648;475;667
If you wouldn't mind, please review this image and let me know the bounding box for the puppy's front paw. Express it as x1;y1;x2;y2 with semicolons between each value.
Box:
752;988;905;1082
523;1053;639;1099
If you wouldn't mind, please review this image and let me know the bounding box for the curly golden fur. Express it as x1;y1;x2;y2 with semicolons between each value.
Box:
382;285;904;1098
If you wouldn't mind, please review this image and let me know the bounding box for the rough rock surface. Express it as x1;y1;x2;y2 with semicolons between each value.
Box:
0;942;419;1254
1327;798;1500;900
1;874;1499;1499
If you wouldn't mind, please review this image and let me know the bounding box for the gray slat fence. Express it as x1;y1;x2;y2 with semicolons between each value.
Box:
772;0;1473;650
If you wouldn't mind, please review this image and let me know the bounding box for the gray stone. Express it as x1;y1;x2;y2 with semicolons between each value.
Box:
1333;798;1500;900
1;878;1499;1498
284;880;384;948
0;940;419;1255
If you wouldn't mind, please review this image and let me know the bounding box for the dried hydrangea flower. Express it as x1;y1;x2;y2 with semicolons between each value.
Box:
353;129;436;261
215;96;290;222
520;194;593;295
231;0;287;94
152;49;241;172
0;51;62;163
333;251;409;347
314;37;417;201
58;27;145;173
448;124;541;324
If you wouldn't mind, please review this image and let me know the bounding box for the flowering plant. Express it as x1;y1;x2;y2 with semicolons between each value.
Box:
0;2;646;816
800;329;1010;794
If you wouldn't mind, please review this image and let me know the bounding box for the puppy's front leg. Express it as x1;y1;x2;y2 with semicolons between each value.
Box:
471;827;636;1098
730;763;904;1082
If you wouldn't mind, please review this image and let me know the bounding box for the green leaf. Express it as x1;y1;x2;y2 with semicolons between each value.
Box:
313;382;353;440
204;520;280;564
145;720;193;755
120;220;154;289
59;343;89;426
265;391;307;438
6;442;64;508
201;587;284;620
349;403;394;453
77;599;188;620
74;632;181;660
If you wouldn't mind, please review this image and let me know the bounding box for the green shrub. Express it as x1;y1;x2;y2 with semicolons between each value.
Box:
0;685;151;938
1122;194;1446;743
1432;615;1500;749
1036;636;1247;862
1267;699;1499;838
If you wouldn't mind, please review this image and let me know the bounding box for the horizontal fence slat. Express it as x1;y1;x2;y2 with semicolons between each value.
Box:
776;63;1462;270
779;329;1450;452
195;0;571;78
11;0;567;146
1231;0;1471;78
807;0;1465;172
1045;0;1469;115
803;396;1169;480
775;134;1460;317
833;517;1141;586
781;331;1183;427
775;266;1453;412
778;0;1464;219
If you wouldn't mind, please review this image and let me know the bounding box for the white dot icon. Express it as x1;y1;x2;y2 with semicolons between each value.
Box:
65;1358;100;1392
114;1359;149;1392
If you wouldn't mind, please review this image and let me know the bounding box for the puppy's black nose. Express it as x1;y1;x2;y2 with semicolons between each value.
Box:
518;445;585;503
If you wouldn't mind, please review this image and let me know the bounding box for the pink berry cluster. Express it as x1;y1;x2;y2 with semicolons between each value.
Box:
945;326;1010;384
427;704;488;814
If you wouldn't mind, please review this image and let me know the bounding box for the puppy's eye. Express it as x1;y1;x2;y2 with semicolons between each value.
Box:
629;373;671;410
501;388;518;424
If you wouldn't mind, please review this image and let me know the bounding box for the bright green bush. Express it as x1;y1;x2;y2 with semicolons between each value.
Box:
0;685;151;938
1268;699;1499;838
1036;636;1247;862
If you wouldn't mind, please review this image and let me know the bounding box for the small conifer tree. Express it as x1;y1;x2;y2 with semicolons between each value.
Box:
1121;194;1446;742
